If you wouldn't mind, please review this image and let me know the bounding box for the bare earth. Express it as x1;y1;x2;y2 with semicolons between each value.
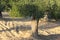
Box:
0;18;60;40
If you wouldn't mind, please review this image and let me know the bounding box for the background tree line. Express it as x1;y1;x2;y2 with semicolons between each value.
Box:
0;0;60;19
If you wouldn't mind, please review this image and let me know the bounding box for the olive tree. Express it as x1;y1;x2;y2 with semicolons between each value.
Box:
20;4;44;35
47;0;58;20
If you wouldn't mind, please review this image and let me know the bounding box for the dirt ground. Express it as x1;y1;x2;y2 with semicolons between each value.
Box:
0;18;60;40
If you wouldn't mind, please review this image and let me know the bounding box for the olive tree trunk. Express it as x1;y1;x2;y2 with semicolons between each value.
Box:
32;19;39;36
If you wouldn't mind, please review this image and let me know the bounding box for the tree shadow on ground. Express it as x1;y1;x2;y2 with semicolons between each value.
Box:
0;25;31;32
0;25;31;37
31;34;60;40
0;17;32;22
17;34;60;40
38;21;60;29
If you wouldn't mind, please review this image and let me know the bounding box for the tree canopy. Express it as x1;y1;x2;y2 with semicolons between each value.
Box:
0;0;60;19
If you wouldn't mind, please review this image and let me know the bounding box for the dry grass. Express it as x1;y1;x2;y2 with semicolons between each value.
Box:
0;19;60;40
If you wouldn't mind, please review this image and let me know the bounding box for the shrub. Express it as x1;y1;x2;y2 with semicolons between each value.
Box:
9;5;21;17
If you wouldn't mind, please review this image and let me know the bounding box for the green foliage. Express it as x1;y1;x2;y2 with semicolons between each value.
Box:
47;0;60;19
0;0;60;19
20;4;44;20
9;0;45;18
0;0;5;11
9;5;21;17
0;0;11;11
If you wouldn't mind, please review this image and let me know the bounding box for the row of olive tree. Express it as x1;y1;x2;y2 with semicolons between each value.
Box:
1;0;60;19
0;0;60;35
3;0;60;19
